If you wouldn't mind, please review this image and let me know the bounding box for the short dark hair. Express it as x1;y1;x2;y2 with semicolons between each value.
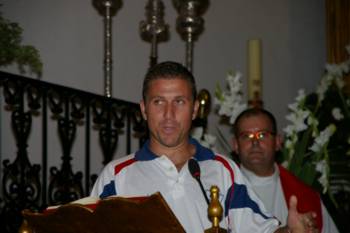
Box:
233;108;277;136
142;61;197;101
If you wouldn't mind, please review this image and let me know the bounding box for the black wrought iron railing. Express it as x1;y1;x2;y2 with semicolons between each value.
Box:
0;71;147;233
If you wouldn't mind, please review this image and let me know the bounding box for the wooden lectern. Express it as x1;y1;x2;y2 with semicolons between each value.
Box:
20;192;185;233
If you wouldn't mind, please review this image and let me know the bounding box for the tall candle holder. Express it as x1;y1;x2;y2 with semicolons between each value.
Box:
247;39;263;108
93;0;122;97
140;0;169;69
193;89;211;129
173;0;209;72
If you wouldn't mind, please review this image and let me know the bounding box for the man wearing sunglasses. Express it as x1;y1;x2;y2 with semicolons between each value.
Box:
232;108;339;233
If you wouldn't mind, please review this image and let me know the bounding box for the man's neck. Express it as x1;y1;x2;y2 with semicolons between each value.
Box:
149;140;196;171
245;164;276;177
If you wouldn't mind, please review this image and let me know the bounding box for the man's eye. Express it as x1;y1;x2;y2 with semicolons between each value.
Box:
240;133;252;140
153;99;163;105
176;99;185;105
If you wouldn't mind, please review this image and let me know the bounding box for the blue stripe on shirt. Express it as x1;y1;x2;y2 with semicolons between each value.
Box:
225;183;270;219
100;180;117;198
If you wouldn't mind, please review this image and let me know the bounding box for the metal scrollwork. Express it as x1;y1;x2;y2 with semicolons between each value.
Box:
131;108;148;147
70;95;86;120
48;89;64;116
3;79;20;107
26;85;42;111
47;91;84;205
92;101;120;164
48;166;83;205
1;79;41;233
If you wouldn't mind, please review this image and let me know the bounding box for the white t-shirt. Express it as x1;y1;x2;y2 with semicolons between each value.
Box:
240;164;339;233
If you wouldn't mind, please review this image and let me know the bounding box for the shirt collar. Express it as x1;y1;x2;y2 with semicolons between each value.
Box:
240;163;280;186
134;137;215;161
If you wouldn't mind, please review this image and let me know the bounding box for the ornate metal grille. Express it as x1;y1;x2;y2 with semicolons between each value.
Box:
0;71;146;233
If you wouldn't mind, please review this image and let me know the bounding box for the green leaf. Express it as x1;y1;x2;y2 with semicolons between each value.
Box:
288;127;313;175
215;83;224;101
0;6;42;77
298;162;317;186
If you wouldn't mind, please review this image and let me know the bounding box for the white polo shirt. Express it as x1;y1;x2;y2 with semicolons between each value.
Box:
91;138;280;233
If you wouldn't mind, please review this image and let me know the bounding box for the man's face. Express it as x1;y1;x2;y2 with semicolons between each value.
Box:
140;77;199;149
232;114;281;176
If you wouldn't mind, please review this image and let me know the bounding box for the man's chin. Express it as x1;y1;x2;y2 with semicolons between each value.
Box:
248;153;264;160
159;137;180;148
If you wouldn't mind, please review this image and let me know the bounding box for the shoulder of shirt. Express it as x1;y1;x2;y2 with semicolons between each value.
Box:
213;153;239;166
202;152;241;173
102;154;137;171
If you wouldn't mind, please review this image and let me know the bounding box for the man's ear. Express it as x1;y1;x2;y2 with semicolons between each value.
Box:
232;137;239;154
192;100;199;120
140;100;147;120
275;134;283;151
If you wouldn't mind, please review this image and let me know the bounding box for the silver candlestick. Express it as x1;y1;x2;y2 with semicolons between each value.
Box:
140;0;169;69
93;0;122;97
173;0;209;72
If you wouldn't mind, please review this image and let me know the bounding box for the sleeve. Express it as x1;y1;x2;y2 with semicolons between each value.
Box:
321;201;339;233
90;161;118;198
224;159;280;233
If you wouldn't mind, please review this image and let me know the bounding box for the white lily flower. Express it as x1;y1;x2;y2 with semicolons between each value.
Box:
285;108;310;133
346;44;350;54
334;76;345;89
283;125;295;136
287;102;299;111
339;62;349;74
191;127;204;140
215;71;247;121
281;160;289;168
295;89;306;103
316;74;333;103
191;126;217;151
315;159;326;173
315;160;328;193
203;134;217;146
326;63;343;77
332;108;344;120
307;115;318;127
309;124;336;153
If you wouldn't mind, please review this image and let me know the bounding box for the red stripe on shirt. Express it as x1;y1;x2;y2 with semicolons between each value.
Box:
114;158;136;175
214;155;235;193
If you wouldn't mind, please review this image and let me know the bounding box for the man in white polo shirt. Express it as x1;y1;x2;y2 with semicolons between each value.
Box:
91;61;317;233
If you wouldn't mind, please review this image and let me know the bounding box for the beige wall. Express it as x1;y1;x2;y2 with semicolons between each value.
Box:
1;0;326;165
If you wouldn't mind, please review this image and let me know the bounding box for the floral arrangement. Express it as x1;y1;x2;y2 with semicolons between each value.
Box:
212;47;350;196
0;5;42;76
281;46;350;195
214;71;247;125
191;71;247;153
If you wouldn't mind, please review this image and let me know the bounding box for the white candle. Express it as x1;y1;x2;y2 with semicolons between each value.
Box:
247;39;262;101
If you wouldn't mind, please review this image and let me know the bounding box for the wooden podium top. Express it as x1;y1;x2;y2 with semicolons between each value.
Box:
20;192;185;233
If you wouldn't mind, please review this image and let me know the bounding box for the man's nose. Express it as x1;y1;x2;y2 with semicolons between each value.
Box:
251;138;260;147
164;104;175;118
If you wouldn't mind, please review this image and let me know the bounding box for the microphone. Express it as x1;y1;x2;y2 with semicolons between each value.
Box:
188;159;210;205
